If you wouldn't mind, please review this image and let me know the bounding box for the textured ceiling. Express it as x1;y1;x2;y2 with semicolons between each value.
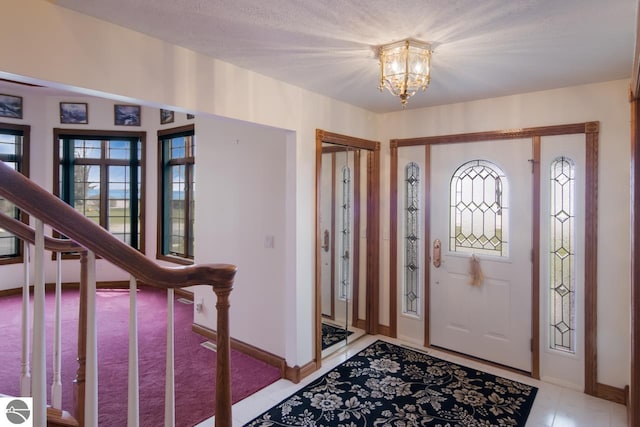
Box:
54;0;637;113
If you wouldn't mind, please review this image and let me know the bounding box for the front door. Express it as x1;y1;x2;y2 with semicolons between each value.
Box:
430;139;533;372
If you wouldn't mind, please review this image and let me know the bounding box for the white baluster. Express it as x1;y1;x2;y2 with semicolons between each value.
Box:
128;275;140;426
164;288;175;427
50;255;62;409
20;242;31;397
32;220;46;427
84;251;98;427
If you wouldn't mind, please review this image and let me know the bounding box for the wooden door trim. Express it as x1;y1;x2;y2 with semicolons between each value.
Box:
531;136;541;380
315;129;381;366
319;150;336;320
352;149;362;326
389;122;622;402
631;97;640;425
423;145;432;346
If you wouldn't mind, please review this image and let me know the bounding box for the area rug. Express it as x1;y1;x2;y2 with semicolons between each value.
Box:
0;288;282;427
244;340;537;426
321;323;353;350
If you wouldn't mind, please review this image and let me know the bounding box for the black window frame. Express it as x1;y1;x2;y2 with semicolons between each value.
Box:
157;124;195;264
53;128;146;255
0;123;30;265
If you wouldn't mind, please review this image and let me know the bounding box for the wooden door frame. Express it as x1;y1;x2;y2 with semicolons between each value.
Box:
628;7;640;419
389;122;623;403
315;129;380;365
630;97;640;424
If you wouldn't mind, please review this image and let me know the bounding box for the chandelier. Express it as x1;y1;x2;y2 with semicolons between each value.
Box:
378;39;432;108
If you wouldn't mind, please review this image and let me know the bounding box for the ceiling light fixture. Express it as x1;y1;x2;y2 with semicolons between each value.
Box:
378;39;432;109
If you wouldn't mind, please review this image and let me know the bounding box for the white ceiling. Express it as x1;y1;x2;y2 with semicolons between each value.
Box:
50;0;638;113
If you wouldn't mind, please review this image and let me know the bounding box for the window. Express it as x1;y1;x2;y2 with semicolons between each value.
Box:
158;125;195;262
0;123;29;264
54;129;145;251
450;160;509;257
549;157;576;353
404;162;420;316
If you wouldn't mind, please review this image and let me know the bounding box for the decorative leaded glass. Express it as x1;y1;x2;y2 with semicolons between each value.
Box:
404;162;420;316
339;165;351;300
450;160;508;257
549;157;575;353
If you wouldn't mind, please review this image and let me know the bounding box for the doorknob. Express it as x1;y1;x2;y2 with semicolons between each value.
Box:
322;229;330;252
433;239;441;268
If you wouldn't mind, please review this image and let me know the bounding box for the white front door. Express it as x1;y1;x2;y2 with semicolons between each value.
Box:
430;139;533;372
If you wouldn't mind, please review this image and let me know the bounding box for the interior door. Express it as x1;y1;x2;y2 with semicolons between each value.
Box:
430;139;533;372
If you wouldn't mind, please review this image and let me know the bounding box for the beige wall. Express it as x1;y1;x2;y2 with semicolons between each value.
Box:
0;0;631;389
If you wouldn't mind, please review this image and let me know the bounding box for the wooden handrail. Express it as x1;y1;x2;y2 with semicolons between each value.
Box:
0;161;237;289
0;161;236;427
0;211;82;253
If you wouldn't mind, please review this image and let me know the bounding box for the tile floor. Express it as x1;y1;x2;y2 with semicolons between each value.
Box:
196;335;628;427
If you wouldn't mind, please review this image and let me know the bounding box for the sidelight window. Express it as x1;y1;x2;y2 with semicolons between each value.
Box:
549;157;576;353
403;162;420;316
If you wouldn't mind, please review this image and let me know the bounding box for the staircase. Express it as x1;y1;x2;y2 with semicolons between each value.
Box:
0;160;237;427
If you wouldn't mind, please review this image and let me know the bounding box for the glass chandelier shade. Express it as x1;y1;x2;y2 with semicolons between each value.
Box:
378;39;432;108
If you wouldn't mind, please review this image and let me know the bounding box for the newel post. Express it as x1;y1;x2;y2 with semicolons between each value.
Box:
214;286;232;427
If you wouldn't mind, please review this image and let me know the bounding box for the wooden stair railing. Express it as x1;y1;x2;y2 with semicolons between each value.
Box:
0;211;82;427
0;160;237;427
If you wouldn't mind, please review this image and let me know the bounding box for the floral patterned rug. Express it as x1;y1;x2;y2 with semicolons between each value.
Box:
321;323;354;350
244;340;538;426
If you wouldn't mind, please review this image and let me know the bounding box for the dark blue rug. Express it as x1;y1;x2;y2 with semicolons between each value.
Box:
321;323;353;350
244;340;537;426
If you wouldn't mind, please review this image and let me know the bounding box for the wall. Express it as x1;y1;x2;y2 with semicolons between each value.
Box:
193;115;288;358
375;79;631;389
0;0;377;367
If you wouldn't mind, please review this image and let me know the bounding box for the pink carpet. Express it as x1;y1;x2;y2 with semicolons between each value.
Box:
0;287;281;426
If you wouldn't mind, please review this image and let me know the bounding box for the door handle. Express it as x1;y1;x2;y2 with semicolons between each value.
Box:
433;239;441;268
322;229;330;252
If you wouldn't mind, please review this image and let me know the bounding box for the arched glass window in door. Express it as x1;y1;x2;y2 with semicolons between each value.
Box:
549;157;576;353
339;165;351;300
450;160;509;257
404;162;420;316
